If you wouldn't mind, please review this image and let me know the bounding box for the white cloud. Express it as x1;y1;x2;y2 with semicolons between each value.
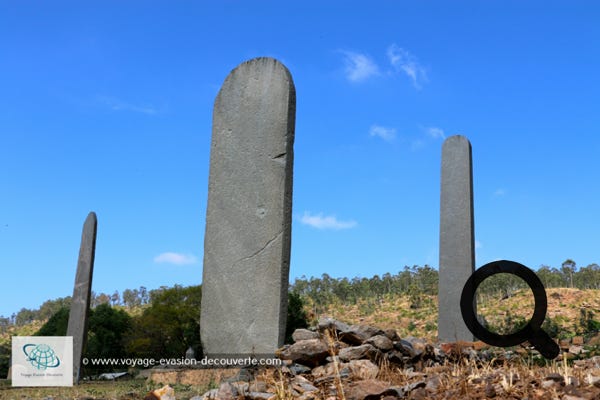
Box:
300;212;357;230
425;126;446;140
409;126;446;151
98;96;159;115
387;44;427;89
475;240;483;249
494;188;507;197
154;252;198;265
369;125;397;141
340;51;380;82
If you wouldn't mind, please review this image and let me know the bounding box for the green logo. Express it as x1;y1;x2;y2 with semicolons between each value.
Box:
23;343;61;370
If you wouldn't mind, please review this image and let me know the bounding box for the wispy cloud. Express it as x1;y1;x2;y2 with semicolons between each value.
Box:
369;125;397;142
387;44;427;89
98;96;159;115
300;212;357;230
154;252;198;265
494;188;507;197
425;126;446;140
409;126;446;151
340;51;380;82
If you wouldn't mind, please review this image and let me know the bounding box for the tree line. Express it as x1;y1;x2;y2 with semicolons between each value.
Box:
3;259;599;330
0;286;151;329
289;260;600;313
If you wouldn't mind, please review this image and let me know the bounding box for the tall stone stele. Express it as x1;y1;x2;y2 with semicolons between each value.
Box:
438;135;475;342
66;212;97;383
201;58;296;356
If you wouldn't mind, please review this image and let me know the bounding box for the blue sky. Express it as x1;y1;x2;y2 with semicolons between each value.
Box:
1;2;600;318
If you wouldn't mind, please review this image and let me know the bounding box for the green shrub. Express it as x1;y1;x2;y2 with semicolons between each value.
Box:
285;291;309;343
36;306;69;336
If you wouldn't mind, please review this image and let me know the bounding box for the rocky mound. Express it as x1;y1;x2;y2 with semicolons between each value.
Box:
192;317;600;400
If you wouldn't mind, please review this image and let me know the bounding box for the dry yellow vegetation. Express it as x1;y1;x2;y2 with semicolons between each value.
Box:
311;288;600;341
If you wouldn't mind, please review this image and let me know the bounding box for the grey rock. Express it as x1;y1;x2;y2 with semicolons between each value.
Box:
311;361;344;378
317;317;351;334
438;135;475;342
425;376;441;392
247;392;275;400
393;339;419;358
292;376;318;394
325;354;342;363
589;375;600;387
289;363;312;375
338;344;380;362
545;373;565;383
216;382;237;400
389;381;427;397
383;329;400;342
404;336;427;350
344;379;390;400
200;57;296;356
341;325;385;345
292;328;319;342
278;339;329;367
249;381;268;392
229;381;249;394
541;379;558;389
386;350;408;366
66;212;97;384
346;359;379;380
365;335;393;351
569;345;584;355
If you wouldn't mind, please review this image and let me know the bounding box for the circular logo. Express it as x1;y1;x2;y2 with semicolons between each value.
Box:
23;343;61;370
460;260;559;359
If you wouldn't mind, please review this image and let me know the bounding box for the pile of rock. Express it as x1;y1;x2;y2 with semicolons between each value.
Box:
277;317;443;371
192;318;600;400
199;318;468;400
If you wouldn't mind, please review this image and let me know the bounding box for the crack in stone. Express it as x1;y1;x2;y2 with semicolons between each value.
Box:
271;152;286;164
233;231;283;267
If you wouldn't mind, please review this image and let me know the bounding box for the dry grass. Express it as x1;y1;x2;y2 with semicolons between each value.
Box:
4;353;600;400
0;379;214;399
324;329;346;400
313;288;600;341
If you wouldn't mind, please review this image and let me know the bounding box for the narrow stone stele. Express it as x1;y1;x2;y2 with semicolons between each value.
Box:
200;57;296;357
438;135;475;342
66;212;97;383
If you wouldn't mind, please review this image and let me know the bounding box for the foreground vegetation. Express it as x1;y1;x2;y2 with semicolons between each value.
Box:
0;379;210;399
